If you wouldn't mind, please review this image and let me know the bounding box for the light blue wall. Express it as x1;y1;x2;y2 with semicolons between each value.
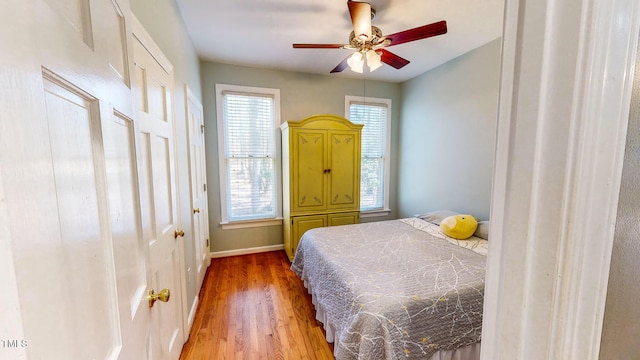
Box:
129;0;202;311
397;39;502;220
200;62;401;253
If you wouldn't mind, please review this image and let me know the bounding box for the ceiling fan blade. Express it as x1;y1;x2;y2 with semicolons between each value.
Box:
330;56;351;73
348;1;372;40
386;20;447;47
379;49;410;69
293;44;346;49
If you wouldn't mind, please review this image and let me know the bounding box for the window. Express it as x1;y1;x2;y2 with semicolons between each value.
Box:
346;96;391;215
216;84;281;228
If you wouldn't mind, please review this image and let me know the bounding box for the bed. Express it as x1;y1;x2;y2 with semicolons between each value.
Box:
291;216;488;360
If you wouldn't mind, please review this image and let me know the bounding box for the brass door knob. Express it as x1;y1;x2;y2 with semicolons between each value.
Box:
148;288;170;308
193;208;200;214
174;229;185;238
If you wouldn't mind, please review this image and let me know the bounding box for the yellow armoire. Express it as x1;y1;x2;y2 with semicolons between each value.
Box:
280;114;363;261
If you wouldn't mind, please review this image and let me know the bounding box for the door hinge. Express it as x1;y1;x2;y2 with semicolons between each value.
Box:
291;219;294;225
203;184;207;192
206;238;209;247
201;124;205;133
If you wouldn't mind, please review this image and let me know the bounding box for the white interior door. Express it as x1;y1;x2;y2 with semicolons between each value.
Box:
186;87;211;292
0;0;151;359
131;17;185;360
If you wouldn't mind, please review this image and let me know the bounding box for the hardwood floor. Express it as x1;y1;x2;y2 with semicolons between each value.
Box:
179;251;334;360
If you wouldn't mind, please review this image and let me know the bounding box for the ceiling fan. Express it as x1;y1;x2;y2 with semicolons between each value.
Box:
292;1;447;74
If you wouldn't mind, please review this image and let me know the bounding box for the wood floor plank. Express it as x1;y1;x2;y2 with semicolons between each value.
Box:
179;251;334;360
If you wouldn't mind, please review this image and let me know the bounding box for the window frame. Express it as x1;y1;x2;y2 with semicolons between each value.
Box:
345;95;392;217
215;83;282;229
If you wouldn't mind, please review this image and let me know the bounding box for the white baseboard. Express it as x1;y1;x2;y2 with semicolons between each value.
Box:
209;244;284;259
187;295;199;331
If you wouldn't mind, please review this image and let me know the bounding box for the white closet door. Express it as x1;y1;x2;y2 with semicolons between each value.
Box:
0;0;151;359
186;87;210;294
131;17;185;360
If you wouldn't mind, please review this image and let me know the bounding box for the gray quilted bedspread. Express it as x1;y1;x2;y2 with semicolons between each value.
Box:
290;219;486;360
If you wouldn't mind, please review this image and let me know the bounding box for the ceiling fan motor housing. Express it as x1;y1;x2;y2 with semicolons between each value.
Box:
349;26;384;48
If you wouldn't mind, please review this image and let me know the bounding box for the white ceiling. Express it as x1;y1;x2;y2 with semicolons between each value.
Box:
175;0;505;83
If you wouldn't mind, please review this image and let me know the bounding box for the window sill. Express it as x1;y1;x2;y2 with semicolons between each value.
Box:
360;208;392;218
220;218;283;230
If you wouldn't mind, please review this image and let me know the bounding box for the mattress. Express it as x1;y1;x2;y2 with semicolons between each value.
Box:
291;218;486;360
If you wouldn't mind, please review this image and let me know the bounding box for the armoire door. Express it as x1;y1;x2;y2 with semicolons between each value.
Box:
327;130;360;210
328;212;360;226
0;0;150;359
292;215;327;254
291;129;327;213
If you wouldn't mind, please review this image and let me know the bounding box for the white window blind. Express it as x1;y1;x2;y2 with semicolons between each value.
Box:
217;85;281;224
348;99;390;211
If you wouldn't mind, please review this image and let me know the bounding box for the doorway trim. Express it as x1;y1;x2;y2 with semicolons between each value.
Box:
482;0;640;358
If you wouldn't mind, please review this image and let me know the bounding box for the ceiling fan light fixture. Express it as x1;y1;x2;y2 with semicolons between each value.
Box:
366;50;382;71
347;51;364;73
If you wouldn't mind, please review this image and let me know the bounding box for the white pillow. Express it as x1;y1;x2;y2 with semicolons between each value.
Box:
474;220;490;240
415;210;459;225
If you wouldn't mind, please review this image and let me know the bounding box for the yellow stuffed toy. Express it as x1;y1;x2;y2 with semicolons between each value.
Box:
440;215;478;240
